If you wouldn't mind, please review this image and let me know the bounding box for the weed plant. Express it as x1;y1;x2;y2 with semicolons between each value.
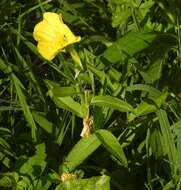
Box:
0;0;181;189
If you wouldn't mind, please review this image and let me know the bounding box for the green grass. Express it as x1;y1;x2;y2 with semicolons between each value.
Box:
0;0;181;189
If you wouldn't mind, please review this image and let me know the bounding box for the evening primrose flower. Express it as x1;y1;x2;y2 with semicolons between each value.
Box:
33;12;81;60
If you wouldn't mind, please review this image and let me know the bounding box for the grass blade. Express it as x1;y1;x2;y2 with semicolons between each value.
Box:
12;74;37;141
156;109;178;174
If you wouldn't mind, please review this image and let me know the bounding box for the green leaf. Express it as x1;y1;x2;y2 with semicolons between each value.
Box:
0;58;37;141
50;86;80;97
148;126;165;158
91;96;133;112
19;143;46;176
12;74;37;141
0;152;10;168
92;106;106;130
112;7;131;28
129;100;157;121
154;91;168;107
139;60;162;84
96;129;128;167
138;34;176;83
126;84;161;97
156;109;179;173
45;80;74;93
0;144;47;189
109;0;132;5
53;96;83;118
14;46;44;99
11;28;40;57
0;137;14;157
32;111;53;134
87;64;106;84
0;172;19;188
45;80;83;118
56;175;110;190
15;143;47;189
60;134;101;172
171;120;181;169
0;58;12;74
27;176;52;190
128;92;168;121
102;32;156;64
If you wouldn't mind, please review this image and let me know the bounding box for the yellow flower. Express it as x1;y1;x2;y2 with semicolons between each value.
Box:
33;12;81;60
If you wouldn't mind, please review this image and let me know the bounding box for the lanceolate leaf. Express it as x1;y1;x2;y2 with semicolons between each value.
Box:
51;86;80;97
45;79;80;97
60;134;101;172
126;84;161;97
53;96;83;118
91;96;133;112
45;80;83;118
32;111;53;134
96;129;128;167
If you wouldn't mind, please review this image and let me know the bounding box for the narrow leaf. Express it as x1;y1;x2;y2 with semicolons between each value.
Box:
12;74;37;141
60;134;101;172
32;111;53;134
53;96;83;118
91;96;133;112
126;84;161;97
96;129;127;167
156;109;178;173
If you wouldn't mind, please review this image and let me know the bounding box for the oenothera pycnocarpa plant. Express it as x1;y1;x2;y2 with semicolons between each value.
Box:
1;1;181;189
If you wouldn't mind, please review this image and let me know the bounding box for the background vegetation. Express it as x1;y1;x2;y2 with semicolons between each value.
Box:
0;0;181;189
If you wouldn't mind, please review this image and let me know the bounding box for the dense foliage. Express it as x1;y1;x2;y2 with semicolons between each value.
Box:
1;0;181;189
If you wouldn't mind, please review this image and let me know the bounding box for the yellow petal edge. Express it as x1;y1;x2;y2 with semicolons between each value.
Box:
33;12;81;60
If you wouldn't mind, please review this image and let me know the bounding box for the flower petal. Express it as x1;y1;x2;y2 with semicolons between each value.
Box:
43;12;63;31
33;12;81;60
37;41;62;60
33;21;57;42
58;24;81;47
